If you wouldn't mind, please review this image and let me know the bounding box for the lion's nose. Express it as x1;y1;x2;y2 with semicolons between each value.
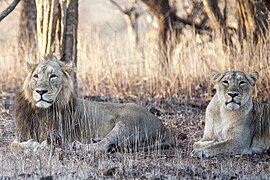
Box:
228;92;239;98
35;89;48;95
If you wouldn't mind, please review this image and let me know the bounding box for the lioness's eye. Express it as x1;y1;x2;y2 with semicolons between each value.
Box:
222;80;229;86
33;74;38;79
239;81;246;86
50;74;57;79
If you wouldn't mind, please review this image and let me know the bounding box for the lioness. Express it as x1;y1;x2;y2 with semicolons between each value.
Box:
11;54;175;153
192;70;270;158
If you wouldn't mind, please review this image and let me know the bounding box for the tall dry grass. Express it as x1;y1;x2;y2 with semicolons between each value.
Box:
1;27;270;100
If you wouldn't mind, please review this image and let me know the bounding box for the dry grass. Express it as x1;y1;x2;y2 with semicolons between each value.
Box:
1;18;270;179
1;27;270;100
0;105;269;179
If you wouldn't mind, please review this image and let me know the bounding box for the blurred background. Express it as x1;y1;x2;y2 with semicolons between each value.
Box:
0;0;270;101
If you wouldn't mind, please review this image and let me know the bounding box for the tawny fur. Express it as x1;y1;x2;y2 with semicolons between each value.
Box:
192;70;270;158
11;54;175;153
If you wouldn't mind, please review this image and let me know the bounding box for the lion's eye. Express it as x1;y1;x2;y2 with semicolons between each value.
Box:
50;74;57;79
239;81;246;86
222;80;229;86
33;74;38;79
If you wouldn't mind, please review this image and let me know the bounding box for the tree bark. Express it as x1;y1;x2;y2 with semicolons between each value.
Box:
35;0;78;88
141;0;208;65
18;0;37;60
35;0;78;63
141;0;178;49
109;0;139;50
203;0;268;47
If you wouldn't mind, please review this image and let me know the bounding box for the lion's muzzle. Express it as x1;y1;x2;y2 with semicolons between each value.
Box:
33;88;53;109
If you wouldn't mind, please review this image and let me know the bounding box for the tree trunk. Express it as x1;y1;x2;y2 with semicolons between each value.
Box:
109;0;139;50
263;0;270;11
142;0;179;64
35;0;78;64
141;0;207;65
18;0;37;61
35;0;78;87
141;0;178;45
203;0;268;48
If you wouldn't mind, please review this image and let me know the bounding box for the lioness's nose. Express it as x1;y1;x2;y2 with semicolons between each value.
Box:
228;92;239;98
35;89;48;95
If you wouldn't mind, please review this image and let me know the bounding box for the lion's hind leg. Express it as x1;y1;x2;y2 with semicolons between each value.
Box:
72;122;124;153
73;122;174;153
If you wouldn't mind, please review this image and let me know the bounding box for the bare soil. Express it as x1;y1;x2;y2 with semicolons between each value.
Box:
0;90;269;179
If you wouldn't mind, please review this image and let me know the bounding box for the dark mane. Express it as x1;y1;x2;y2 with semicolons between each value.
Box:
14;90;77;146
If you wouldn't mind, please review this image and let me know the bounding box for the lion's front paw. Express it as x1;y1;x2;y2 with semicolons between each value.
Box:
72;140;84;151
26;139;40;149
19;139;40;150
191;148;211;158
11;139;41;153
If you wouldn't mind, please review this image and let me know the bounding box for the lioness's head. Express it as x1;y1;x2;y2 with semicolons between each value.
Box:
23;54;74;109
211;70;259;110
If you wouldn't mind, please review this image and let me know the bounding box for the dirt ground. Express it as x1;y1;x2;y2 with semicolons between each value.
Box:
0;91;269;179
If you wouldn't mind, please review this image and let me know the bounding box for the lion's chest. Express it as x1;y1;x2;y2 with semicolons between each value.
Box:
31;116;59;142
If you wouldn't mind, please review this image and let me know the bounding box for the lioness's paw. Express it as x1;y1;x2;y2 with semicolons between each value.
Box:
191;148;210;158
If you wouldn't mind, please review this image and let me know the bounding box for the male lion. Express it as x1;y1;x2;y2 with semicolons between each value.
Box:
192;70;270;158
10;54;175;153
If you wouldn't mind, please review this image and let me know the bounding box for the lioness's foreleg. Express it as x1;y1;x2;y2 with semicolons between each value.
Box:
193;139;217;149
191;139;251;158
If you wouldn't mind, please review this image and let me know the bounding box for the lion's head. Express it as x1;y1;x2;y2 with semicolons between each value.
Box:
23;54;74;109
211;70;259;110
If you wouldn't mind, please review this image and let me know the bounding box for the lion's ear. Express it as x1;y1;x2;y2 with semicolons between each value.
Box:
60;61;76;76
210;69;222;84
26;61;37;72
247;71;259;86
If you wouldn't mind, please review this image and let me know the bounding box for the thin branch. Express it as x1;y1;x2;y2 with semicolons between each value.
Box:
0;0;21;22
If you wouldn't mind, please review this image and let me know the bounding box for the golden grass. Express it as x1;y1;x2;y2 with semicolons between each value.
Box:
1;27;270;100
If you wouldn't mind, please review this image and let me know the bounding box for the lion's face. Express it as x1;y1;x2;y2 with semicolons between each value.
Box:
211;70;259;110
23;54;74;109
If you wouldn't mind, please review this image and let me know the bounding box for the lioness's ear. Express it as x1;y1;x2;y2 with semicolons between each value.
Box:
247;71;259;86
210;69;222;84
26;61;37;72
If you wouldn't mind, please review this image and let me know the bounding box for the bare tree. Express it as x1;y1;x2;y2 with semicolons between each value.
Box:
34;0;78;88
141;0;208;64
139;0;268;63
263;0;270;11
203;0;268;48
109;0;140;50
35;0;78;64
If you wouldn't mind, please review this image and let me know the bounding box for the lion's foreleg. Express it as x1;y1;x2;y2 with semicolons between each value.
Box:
10;139;41;153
